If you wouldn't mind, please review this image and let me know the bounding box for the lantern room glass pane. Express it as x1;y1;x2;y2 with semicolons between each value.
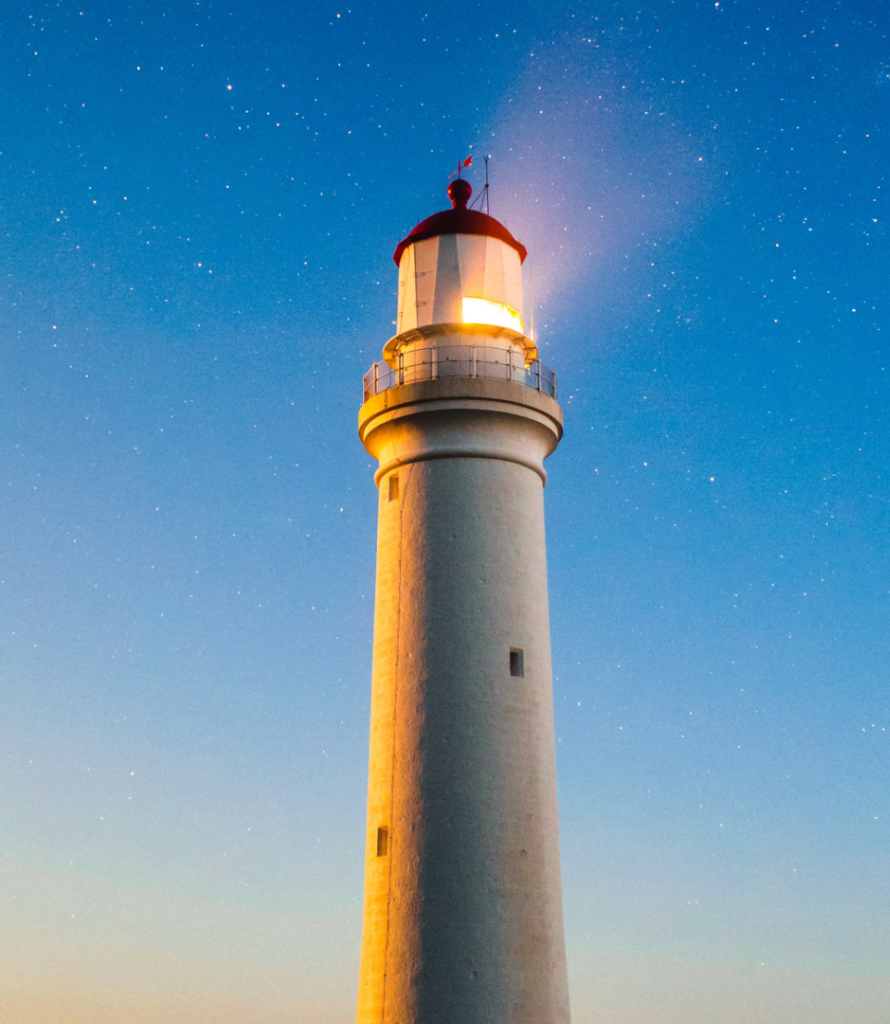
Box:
461;297;524;332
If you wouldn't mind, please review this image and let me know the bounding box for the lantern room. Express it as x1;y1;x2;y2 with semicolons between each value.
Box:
385;179;536;368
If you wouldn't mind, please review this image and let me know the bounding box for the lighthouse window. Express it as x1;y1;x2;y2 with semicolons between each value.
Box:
388;474;399;502
509;648;524;677
377;827;389;857
462;297;524;333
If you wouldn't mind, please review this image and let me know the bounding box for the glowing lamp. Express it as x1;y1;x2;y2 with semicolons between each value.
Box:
461;297;523;333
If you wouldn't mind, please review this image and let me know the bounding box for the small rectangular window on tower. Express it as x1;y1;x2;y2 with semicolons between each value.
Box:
509;648;525;677
388;474;399;502
376;827;389;857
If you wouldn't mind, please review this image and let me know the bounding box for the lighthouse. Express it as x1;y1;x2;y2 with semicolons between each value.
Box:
356;176;570;1024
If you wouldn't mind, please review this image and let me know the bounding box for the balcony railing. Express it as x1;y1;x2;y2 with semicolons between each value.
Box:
363;344;558;403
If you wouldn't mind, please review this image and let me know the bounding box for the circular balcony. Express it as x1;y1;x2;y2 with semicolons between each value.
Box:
363;343;557;403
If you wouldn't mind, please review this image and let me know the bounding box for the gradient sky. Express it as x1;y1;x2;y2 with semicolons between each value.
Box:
1;2;888;1022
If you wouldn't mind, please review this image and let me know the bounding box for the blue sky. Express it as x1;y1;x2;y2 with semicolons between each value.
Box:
1;2;888;1022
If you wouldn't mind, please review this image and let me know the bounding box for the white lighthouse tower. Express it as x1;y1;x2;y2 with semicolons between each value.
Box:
356;176;570;1024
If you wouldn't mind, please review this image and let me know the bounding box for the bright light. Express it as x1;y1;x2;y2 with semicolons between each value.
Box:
462;297;524;333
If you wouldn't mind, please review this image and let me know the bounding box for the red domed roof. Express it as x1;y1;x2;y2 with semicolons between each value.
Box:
392;179;528;266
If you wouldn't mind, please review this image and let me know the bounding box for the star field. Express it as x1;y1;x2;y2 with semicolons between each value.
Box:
0;3;887;1022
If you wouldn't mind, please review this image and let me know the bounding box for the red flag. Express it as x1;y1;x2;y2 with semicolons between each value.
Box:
449;155;473;178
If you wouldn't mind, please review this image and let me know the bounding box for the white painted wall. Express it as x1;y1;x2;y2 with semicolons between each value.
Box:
356;381;570;1024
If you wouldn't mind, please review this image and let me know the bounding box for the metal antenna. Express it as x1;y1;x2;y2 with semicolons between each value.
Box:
469;155;491;213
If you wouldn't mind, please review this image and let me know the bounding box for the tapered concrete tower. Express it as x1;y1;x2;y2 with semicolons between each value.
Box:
356;177;570;1024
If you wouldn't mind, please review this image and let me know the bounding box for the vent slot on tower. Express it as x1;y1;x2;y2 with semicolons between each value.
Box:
376;827;389;857
388;474;399;502
509;648;525;677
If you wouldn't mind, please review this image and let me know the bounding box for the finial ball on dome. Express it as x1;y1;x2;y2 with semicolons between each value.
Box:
447;178;472;209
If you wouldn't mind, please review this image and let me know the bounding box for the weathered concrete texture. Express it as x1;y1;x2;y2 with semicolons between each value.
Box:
356;380;571;1024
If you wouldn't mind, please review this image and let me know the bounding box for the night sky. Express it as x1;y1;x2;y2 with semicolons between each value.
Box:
2;2;888;1022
